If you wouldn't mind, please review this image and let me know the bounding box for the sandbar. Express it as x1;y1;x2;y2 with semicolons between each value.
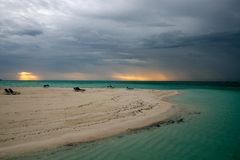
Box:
0;87;180;158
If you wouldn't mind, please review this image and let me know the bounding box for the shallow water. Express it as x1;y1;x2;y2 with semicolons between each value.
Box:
9;89;240;160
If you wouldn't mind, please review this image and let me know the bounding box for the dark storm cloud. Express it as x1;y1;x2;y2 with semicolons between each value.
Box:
0;0;240;80
143;30;240;49
14;29;43;36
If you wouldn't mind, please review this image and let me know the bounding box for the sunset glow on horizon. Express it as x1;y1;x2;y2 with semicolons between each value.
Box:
18;72;39;80
113;72;169;81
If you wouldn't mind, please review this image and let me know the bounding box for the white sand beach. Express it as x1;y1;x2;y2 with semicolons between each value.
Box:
0;87;179;158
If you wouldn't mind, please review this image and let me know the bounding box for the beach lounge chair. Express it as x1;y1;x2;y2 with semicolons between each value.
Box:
8;88;20;95
73;87;86;92
43;84;50;88
126;86;134;90
4;88;11;95
107;85;114;88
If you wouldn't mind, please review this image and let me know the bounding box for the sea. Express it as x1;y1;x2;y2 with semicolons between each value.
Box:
1;80;240;160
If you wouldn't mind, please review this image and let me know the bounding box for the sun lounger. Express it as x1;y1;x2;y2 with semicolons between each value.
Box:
4;88;20;95
107;85;114;88
43;84;50;88
4;88;11;95
73;87;86;92
126;86;134;90
8;88;21;95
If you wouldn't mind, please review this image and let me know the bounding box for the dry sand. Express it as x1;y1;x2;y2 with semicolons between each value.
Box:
0;87;180;158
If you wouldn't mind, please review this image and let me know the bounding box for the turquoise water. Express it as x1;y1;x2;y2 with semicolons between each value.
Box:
1;80;240;90
2;81;240;160
8;89;240;160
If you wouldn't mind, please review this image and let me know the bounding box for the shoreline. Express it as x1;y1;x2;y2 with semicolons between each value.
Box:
0;87;181;158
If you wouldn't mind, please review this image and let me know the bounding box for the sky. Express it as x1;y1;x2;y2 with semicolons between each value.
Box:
0;0;240;80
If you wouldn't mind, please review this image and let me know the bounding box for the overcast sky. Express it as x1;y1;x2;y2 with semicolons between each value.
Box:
0;0;240;80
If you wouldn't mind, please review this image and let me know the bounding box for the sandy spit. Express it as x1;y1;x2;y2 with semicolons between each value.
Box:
0;87;180;158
